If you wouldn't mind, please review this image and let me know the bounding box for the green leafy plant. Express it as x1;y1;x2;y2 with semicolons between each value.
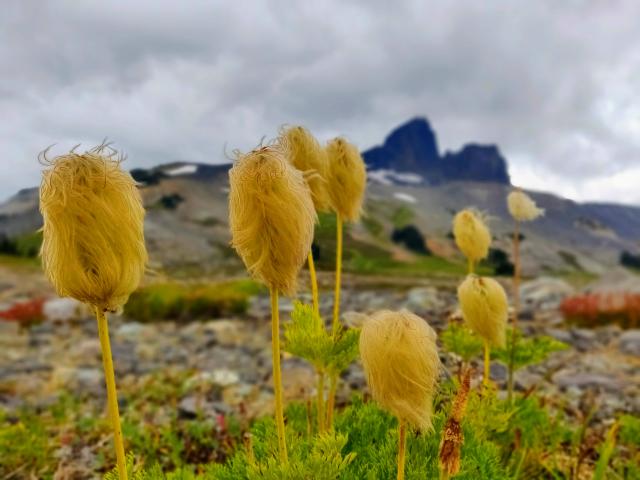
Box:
283;302;360;432
283;301;360;377
492;330;568;371
124;280;263;322
440;322;484;363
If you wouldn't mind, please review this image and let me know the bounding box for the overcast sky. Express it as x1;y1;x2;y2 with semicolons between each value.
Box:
1;1;639;204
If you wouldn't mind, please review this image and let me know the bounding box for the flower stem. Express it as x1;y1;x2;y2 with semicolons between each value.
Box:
316;369;325;433
95;307;128;480
467;257;474;275
397;420;407;480
326;214;344;428
270;287;288;462
508;219;521;402
332;214;343;337
326;375;337;428
483;340;491;387
308;251;319;315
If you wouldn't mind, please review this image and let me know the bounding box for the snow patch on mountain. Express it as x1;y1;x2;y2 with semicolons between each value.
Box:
166;164;198;176
368;169;423;186
393;192;417;204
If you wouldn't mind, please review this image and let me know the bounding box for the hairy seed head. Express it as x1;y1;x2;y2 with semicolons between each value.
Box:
360;309;440;430
228;145;316;296
507;189;544;222
39;146;147;312
453;209;491;263
325;137;366;222
457;275;508;347
280;126;331;213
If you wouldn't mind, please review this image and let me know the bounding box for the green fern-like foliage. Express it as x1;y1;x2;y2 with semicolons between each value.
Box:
440;322;484;362
207;403;355;479
283;302;334;370
618;414;640;446
327;328;360;376
102;391;640;480
492;329;568;371
283;302;360;375
208;397;510;480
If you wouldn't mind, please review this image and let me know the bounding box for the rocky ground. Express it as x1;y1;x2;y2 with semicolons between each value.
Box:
1;278;639;421
1;264;639;477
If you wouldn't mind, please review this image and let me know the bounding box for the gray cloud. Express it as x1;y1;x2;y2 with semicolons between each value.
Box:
1;0;639;204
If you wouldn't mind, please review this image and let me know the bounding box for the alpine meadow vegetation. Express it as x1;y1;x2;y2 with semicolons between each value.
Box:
8;130;635;480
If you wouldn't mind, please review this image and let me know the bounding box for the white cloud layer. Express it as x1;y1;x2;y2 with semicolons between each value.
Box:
1;0;639;204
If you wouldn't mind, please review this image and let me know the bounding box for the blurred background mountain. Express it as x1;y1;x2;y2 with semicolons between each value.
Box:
2;117;639;279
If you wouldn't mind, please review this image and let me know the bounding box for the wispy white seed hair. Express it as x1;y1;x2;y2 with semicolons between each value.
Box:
457;275;508;348
280;126;331;213
360;309;440;431
507;189;544;222
228;145;316;297
39;145;147;312
325;137;366;222
453;209;491;263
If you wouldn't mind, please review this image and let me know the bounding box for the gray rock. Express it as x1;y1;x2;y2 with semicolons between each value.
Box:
552;371;623;392
514;370;544;390
520;277;574;311
546;328;572;344
178;395;229;419
116;322;151;340
51;366;104;396
619;329;640;356
404;287;447;312
570;328;599;351
490;362;508;382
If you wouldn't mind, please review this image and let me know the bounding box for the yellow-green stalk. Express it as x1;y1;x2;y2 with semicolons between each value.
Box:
506;189;544;400
360;310;441;480
457;275;508;386
229;145;316;462
40;145;148;480
324;137;366;426
280;125;331;430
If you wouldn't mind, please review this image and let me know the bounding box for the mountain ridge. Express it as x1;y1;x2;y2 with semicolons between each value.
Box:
1;118;639;275
362;117;511;185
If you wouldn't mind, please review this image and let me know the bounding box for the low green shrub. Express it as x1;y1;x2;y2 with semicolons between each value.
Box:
124;280;264;322
0;230;43;258
0;408;56;477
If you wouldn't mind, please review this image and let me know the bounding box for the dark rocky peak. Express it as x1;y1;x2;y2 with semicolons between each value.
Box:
441;144;510;184
364;118;511;185
363;117;440;173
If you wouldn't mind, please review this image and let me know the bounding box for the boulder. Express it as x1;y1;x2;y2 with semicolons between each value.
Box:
520;277;574;311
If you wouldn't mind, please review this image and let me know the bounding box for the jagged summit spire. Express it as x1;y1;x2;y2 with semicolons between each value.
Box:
363;117;511;185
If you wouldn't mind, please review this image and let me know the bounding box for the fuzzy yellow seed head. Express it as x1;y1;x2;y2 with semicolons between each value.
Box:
229;145;316;297
325;137;366;222
359;309;440;431
457;275;508;347
453;209;491;263
280;126;331;213
507;189;544;222
39;146;147;312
